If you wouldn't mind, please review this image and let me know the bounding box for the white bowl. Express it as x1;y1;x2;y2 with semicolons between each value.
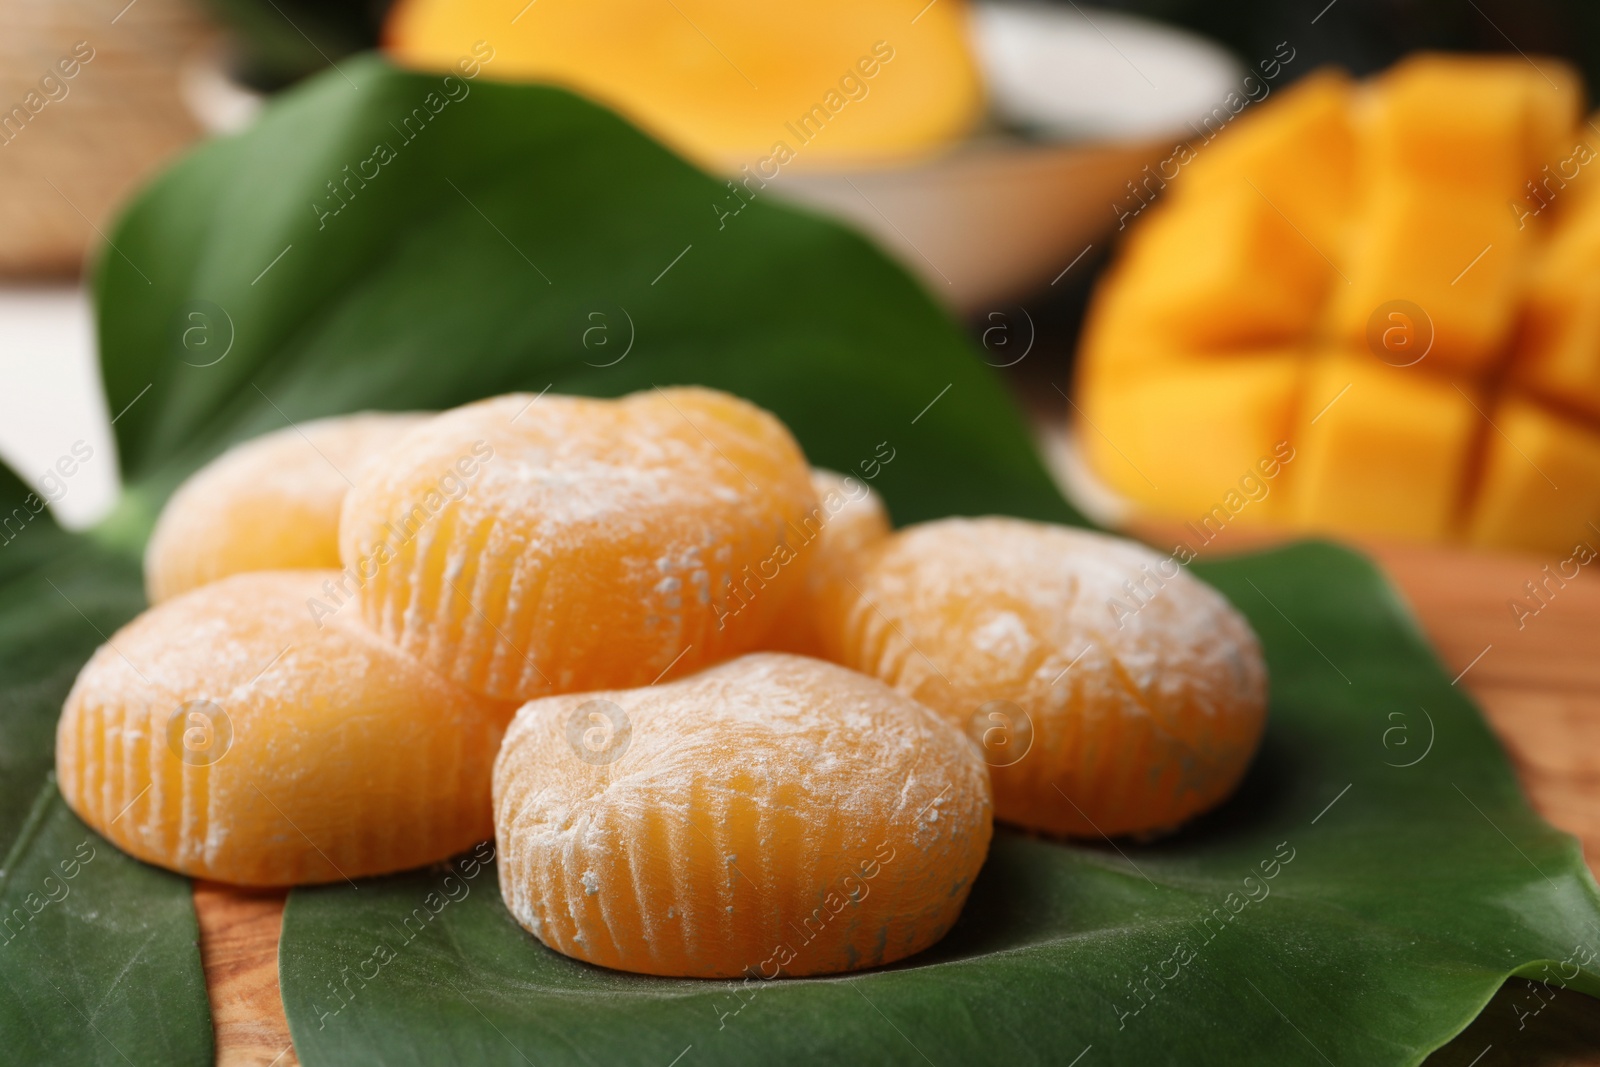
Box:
770;2;1242;312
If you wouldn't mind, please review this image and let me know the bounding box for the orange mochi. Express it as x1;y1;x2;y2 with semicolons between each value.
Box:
493;653;992;978
765;468;891;656
144;412;426;603
338;387;818;703
818;518;1267;837
56;571;514;886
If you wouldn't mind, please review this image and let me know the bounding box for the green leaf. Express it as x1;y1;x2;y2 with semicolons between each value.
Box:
80;53;1600;1065
95;55;1076;533
1428;977;1600;1064
0;465;73;863
0;786;212;1066
277;544;1600;1066
0;469;213;1064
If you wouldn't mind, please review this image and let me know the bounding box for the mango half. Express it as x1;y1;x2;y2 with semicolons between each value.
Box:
382;0;983;170
1077;56;1600;554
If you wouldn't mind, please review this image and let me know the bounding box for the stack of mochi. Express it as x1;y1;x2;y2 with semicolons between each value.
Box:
57;386;1267;979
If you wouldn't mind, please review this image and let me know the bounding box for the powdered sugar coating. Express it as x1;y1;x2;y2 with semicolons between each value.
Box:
764;468;891;655
144;411;427;603
820;517;1267;837
56;570;513;885
493;652;992;977
339;388;817;702
805;468;891;558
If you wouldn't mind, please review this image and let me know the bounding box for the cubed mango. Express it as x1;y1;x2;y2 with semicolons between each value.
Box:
1466;396;1600;552
1291;353;1480;541
1077;352;1302;523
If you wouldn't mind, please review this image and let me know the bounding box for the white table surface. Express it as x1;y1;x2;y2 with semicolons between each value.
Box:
0;285;119;530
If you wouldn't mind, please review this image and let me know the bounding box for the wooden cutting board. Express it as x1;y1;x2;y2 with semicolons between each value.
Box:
194;535;1600;1066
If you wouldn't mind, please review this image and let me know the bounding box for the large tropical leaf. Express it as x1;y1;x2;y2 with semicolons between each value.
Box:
276;543;1600;1066
56;51;1600;1065
0;466;74;860
96;55;1075;535
0;470;213;1064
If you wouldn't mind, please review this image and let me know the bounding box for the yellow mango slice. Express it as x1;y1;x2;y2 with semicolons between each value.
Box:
1073;264;1188;381
1513;277;1600;422
1365;53;1581;198
816;518;1267;838
145;412;426;603
1326;55;1572;371
1077;351;1302;523
383;0;982;169
1526;131;1600;275
57;571;515;886
1520;127;1600;415
1077;56;1600;552
1465;396;1600;552
494;653;991;977
1105;185;1331;351
1292;353;1480;541
1330;183;1528;373
1183;69;1357;251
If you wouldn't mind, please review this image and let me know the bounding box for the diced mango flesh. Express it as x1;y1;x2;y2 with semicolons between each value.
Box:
1077;54;1600;553
1515;277;1600;421
1078;352;1302;524
1103;185;1331;351
1291;354;1479;541
1466;397;1600;552
1330;184;1529;372
1183;69;1358;251
1366;54;1580;197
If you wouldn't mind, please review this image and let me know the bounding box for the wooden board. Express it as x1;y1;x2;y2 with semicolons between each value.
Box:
195;882;297;1067
194;535;1600;1065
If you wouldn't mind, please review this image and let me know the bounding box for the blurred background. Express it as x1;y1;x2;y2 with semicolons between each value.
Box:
5;0;1600;547
203;0;1600;96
